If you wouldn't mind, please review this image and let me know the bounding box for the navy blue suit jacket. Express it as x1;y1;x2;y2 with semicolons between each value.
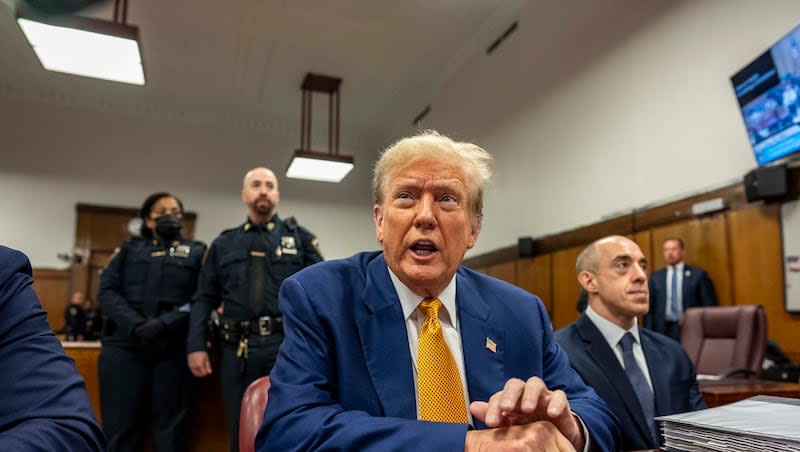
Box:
645;264;717;334
256;252;619;451
554;314;705;450
0;246;104;451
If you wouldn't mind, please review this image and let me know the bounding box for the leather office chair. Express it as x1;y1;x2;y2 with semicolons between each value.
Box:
239;376;271;452
681;305;767;377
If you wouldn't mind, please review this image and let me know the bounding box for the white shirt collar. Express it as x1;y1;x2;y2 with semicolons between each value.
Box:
388;268;458;329
584;304;641;348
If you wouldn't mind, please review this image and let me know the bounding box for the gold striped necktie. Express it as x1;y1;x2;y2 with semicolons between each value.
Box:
417;297;468;423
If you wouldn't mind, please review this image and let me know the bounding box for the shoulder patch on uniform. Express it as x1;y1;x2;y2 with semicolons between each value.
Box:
284;216;298;231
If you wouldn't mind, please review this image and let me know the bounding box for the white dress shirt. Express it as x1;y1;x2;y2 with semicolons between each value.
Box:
585;305;653;390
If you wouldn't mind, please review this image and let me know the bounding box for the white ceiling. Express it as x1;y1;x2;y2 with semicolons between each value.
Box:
0;0;526;134
0;0;675;203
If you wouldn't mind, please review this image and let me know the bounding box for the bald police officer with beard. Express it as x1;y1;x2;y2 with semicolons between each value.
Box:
187;167;323;452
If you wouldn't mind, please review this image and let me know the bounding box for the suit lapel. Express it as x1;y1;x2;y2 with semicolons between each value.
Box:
456;272;504;429
641;332;671;416
575;315;654;442
681;265;689;302
355;255;417;419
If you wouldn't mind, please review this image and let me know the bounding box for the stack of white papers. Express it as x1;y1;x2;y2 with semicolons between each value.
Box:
656;396;800;451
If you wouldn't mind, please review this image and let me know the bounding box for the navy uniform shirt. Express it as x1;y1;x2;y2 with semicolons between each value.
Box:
98;236;206;342
188;214;323;352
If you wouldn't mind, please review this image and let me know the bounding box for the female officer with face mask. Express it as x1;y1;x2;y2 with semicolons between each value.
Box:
98;192;206;452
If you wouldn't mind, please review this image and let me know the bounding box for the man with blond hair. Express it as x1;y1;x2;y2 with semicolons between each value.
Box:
258;132;618;451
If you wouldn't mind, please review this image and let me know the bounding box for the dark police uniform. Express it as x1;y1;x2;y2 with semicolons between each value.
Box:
98;236;206;452
64;303;87;341
188;215;322;452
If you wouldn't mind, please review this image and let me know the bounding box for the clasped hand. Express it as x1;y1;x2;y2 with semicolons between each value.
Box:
466;377;584;452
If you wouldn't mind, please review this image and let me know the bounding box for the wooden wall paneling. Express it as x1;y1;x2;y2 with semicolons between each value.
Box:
650;214;733;306
31;268;70;332
485;261;517;285
632;230;653;326
633;184;747;230
517;254;553;316
551;246;583;330
633;230;652;265
728;204;800;361
691;214;733;307
535;215;634;255
463;245;518;269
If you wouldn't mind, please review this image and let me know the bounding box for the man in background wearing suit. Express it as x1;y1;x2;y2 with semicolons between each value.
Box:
257;131;619;451
645;238;717;341
555;236;706;451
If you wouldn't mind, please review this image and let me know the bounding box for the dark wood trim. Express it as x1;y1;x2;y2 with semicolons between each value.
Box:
76;203;197;220
466;180;757;264
31;268;70;279
463;245;517;269
632;184;746;230
535;215;635;255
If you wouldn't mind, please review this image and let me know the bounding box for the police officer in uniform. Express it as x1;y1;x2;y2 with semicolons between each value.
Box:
64;291;88;341
187;167;322;452
98;192;206;452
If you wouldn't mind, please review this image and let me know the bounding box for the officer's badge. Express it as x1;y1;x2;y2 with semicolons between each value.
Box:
172;244;191;258
280;236;298;255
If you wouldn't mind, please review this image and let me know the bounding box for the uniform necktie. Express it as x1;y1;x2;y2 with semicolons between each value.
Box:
619;332;657;442
249;226;268;316
669;267;680;321
416;297;468;423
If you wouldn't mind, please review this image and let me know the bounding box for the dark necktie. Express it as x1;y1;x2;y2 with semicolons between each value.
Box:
619;332;657;442
249;226;269;316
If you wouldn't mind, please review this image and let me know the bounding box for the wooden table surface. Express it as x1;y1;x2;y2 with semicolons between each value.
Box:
698;377;800;407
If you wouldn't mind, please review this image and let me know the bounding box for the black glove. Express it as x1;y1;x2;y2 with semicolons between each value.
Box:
134;318;166;344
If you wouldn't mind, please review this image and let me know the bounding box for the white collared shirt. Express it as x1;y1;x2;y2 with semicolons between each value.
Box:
387;268;471;420
585;305;653;391
665;262;685;321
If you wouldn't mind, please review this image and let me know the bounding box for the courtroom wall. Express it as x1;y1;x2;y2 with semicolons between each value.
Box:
424;0;800;257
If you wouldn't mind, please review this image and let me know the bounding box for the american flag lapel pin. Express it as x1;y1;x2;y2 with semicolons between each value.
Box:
485;337;497;353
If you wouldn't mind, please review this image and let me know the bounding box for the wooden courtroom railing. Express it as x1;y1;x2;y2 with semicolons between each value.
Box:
64;341;230;451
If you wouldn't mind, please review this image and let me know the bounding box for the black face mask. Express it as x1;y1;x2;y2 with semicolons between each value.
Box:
154;215;183;240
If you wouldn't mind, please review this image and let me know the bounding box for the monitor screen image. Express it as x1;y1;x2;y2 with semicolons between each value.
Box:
731;24;800;166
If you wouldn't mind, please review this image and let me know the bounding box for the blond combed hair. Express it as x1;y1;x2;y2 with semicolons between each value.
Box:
372;130;494;217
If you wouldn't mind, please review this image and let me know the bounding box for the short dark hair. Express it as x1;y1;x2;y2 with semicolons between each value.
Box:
664;237;685;249
139;192;183;238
